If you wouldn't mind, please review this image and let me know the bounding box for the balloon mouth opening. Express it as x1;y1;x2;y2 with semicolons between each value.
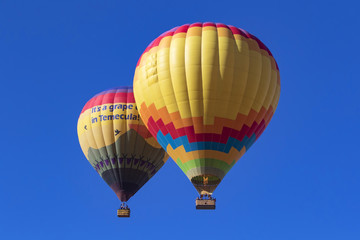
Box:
191;175;221;195
109;184;134;202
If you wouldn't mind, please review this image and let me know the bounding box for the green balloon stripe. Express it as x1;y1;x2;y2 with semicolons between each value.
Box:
175;158;236;176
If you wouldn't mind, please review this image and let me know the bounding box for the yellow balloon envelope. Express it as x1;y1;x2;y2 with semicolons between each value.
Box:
77;87;168;204
133;23;280;195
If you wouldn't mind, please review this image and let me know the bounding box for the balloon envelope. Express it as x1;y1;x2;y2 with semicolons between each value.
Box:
77;87;168;202
133;23;280;195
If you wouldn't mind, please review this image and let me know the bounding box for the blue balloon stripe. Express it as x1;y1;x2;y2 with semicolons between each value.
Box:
156;131;257;153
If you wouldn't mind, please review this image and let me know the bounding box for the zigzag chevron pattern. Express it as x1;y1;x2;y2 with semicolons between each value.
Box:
139;102;274;161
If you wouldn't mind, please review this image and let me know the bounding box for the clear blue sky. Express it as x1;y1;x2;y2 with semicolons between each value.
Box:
1;0;359;239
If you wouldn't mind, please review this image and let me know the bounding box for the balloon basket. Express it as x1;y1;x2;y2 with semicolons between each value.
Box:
195;196;216;210
117;208;130;217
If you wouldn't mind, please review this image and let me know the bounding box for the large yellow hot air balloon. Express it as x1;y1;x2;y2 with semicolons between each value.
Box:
133;23;280;209
77;87;168;216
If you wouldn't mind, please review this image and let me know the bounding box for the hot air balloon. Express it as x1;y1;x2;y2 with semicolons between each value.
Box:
133;23;280;209
77;87;168;217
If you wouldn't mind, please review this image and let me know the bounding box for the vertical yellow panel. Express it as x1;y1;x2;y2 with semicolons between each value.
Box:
230;37;250;118
271;83;281;110
263;68;278;110
90;104;106;154
264;70;278;109
217;27;235;119
157;36;179;114
170;33;192;119
100;104;115;158
77;112;91;159
201;27;220;125
84;112;99;151
238;38;262;116
251;52;271;112
134;68;147;110
185;27;204;119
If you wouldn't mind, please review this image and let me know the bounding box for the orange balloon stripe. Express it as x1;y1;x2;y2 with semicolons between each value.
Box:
140;102;274;134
